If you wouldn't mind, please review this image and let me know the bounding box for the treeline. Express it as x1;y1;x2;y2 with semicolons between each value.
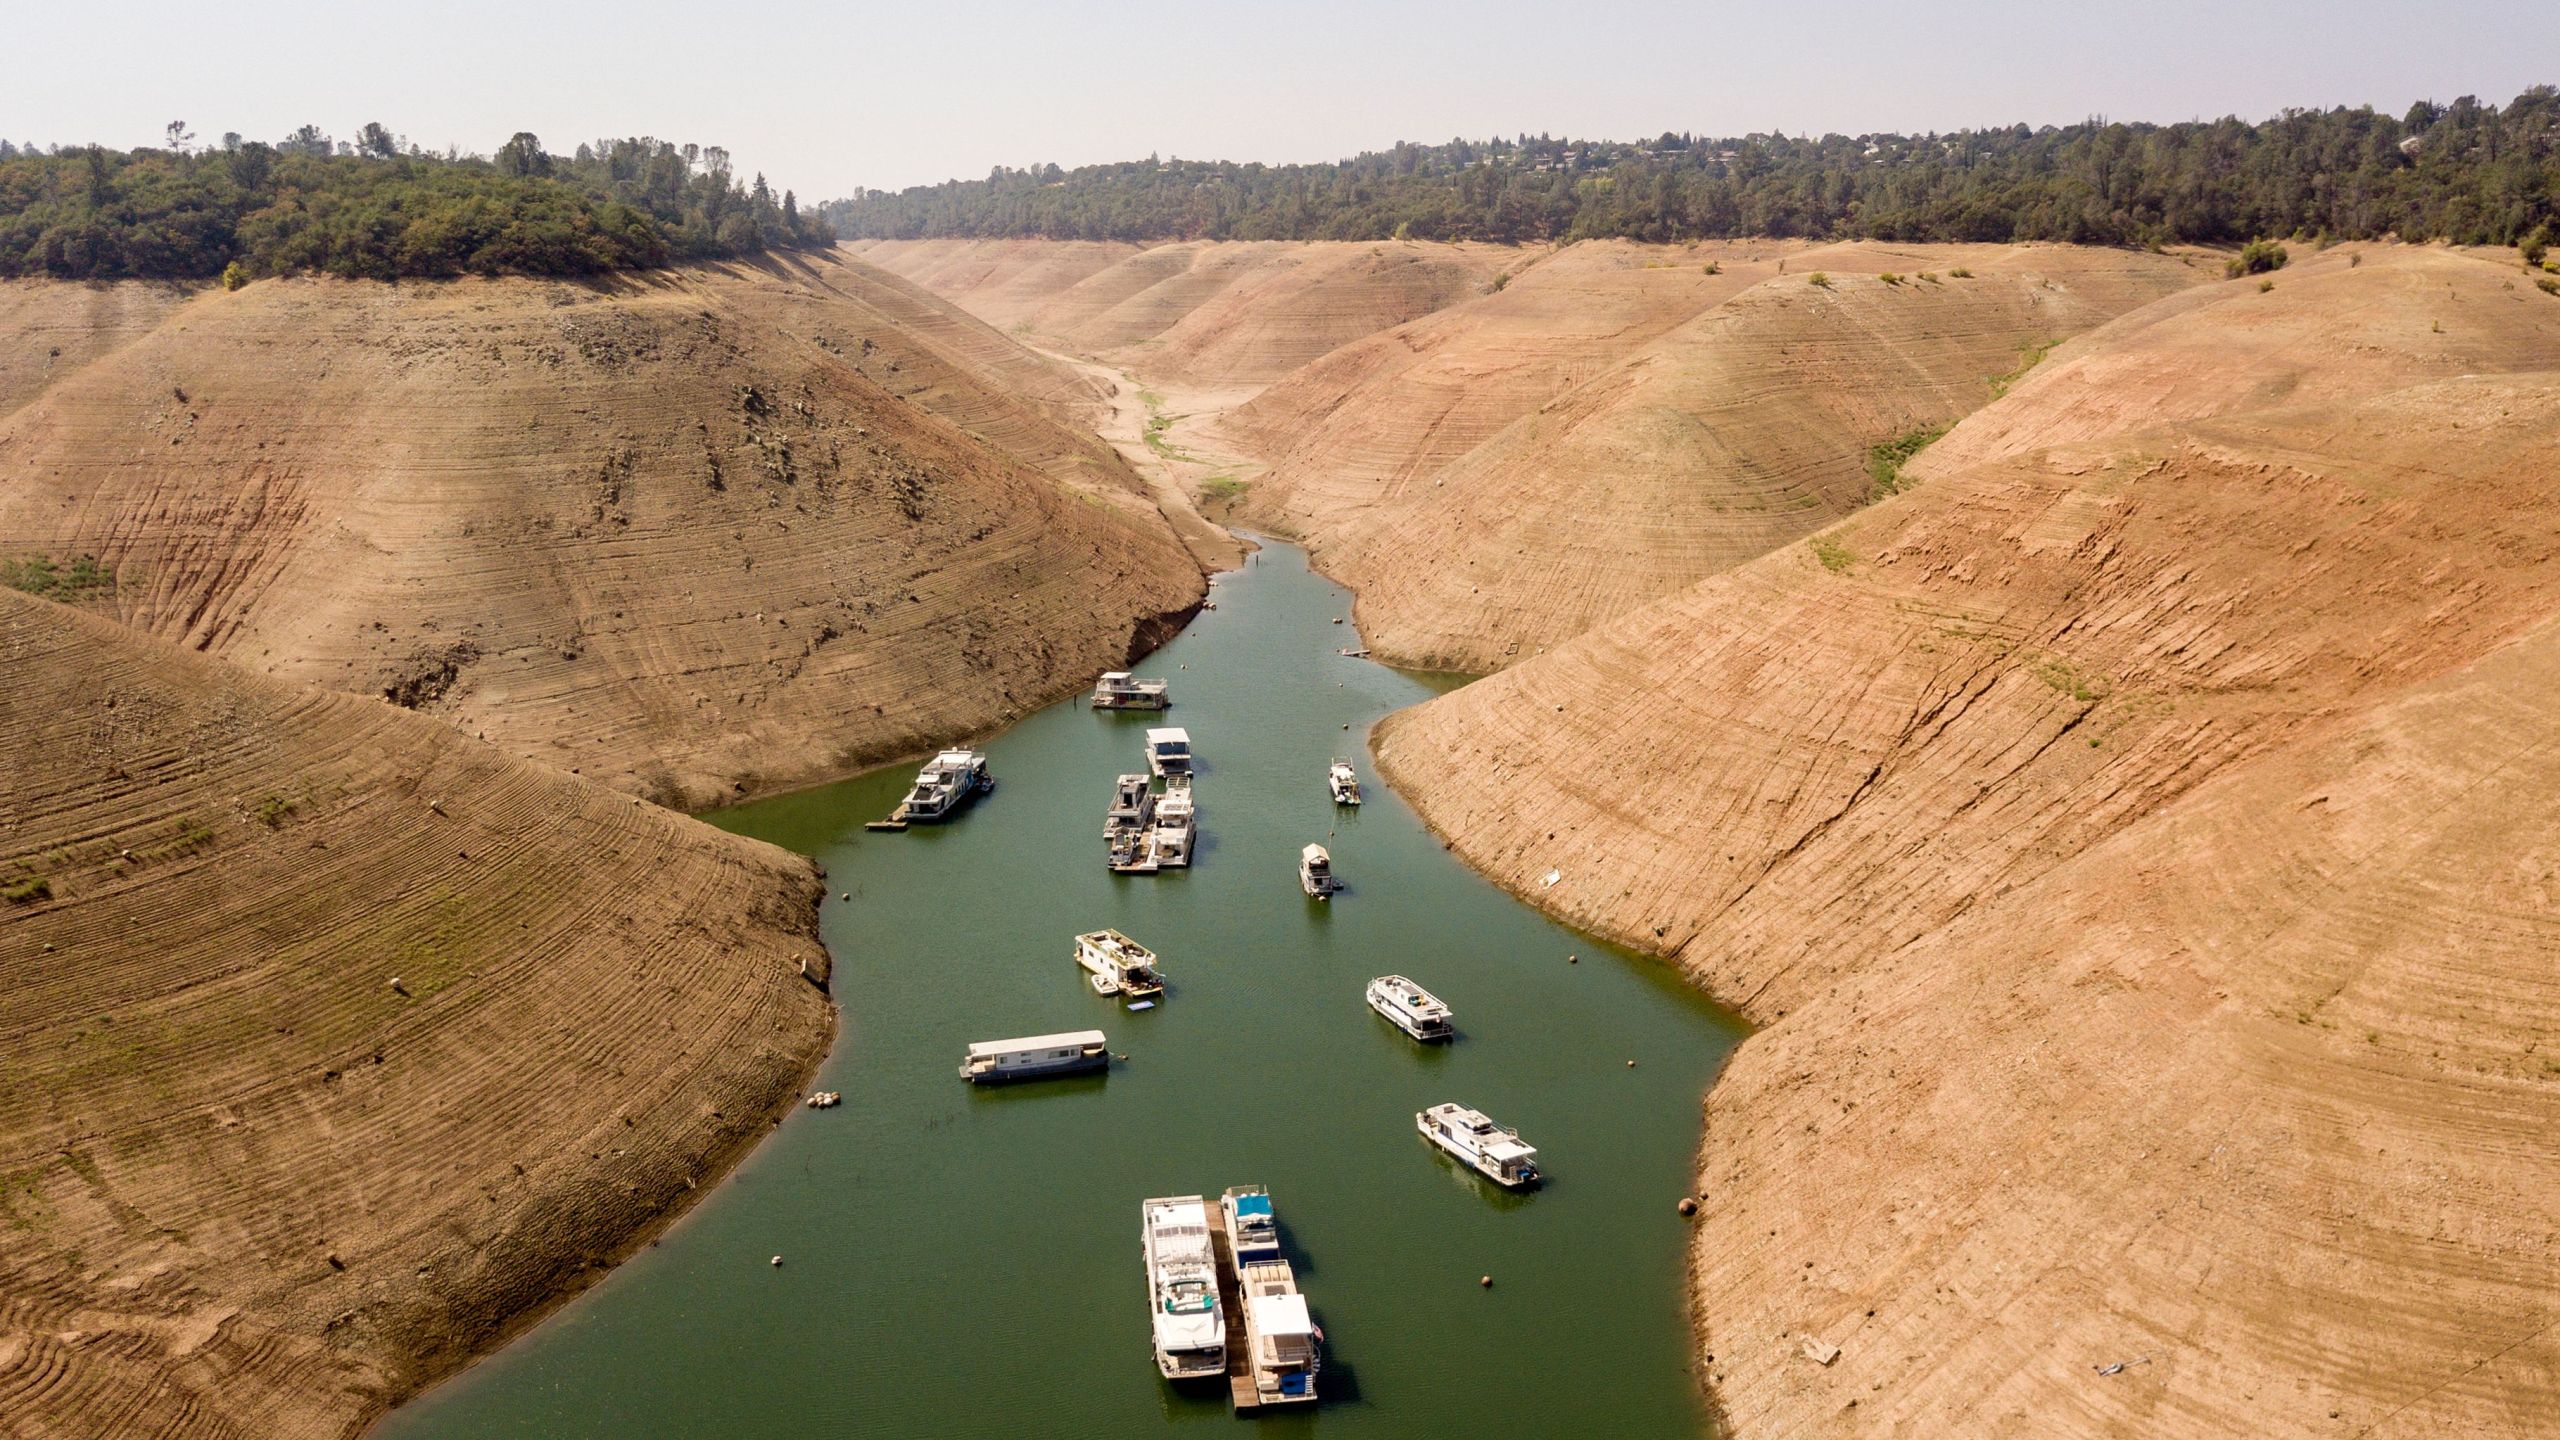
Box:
821;88;2558;251
0;124;831;281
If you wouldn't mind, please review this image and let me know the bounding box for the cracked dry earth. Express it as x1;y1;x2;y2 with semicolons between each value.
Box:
0;593;834;1439
1375;244;2560;1436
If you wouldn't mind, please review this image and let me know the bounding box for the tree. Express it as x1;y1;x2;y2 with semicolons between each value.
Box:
496;131;549;178
165;120;194;152
282;124;331;156
357;122;397;159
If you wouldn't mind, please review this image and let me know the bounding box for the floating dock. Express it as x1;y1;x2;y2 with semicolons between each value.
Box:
1207;1224;1263;1412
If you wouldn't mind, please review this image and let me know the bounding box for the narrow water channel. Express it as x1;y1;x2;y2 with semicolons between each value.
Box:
378;540;1745;1438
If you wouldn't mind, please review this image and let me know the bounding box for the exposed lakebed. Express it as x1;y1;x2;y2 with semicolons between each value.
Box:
379;540;1744;1437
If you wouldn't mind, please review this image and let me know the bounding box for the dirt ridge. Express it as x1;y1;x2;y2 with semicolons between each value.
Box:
1373;246;2560;1437
0;590;835;1439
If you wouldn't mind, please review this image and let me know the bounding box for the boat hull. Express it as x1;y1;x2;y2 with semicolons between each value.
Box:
961;1051;1108;1084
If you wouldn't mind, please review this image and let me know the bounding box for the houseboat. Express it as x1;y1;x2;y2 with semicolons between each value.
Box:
1220;1185;1281;1265
897;749;993;823
1149;778;1197;868
1076;929;1166;1002
1092;671;1172;710
1105;773;1157;869
1299;843;1343;899
1141;1195;1227;1382
1235;1260;1321;1405
1145;727;1194;778
1366;975;1454;1042
1416;1102;1542;1188
958;1030;1109;1085
1327;759;1362;806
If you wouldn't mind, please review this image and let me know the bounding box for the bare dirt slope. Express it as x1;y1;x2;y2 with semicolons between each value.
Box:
0;591;833;1440
0;253;1204;808
1375;250;2560;1436
0;280;196;418
1222;242;2207;670
854;237;1512;387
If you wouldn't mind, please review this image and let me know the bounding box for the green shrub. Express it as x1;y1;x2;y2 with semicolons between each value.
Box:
1865;422;1949;499
2226;239;2289;277
2539;277;2559;297
2522;223;2549;268
1702;260;1720;275
1809;536;1854;573
0;553;114;601
1879;271;1903;285
2;876;51;905
2258;277;2275;292
1947;266;1974;278
220;260;248;291
1807;271;1832;289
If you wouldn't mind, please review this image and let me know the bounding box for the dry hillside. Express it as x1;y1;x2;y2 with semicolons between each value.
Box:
867;238;2210;671
1375;246;2560;1436
1220;241;2207;670
0;251;1204;808
854;237;1512;387
0;590;834;1440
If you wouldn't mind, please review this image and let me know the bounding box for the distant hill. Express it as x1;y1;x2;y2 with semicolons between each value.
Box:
822;88;2559;251
0;128;831;281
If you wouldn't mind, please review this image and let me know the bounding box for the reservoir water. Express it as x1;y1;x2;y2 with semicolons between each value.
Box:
379;540;1745;1438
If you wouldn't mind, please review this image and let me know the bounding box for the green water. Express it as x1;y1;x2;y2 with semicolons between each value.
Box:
379;540;1743;1439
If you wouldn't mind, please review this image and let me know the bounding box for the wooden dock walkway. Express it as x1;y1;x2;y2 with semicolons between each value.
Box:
1208;1226;1261;1412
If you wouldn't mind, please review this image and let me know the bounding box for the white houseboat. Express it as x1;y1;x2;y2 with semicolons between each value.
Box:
1150;778;1197;868
1142;1195;1227;1382
1417;1102;1542;1188
1299;843;1343;899
1076;929;1166;1001
1092;671;1172;710
958;1030;1109;1085
1366;975;1454;1042
1145;727;1194;778
1220;1185;1281;1265
1236;1261;1320;1405
1105;773;1156;869
896;749;993;823
1327;759;1362;806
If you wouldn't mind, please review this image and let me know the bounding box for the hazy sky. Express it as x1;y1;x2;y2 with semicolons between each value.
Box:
10;1;2547;198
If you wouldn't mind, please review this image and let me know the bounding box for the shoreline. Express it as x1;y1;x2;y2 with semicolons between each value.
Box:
355;980;840;1440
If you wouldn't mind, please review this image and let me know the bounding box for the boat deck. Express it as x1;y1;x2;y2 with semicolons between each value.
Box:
1207;1225;1263;1412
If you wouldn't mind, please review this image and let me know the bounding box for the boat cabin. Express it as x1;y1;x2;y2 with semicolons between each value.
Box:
1300;843;1342;898
959;1030;1108;1084
1093;671;1172;710
1145;727;1194;777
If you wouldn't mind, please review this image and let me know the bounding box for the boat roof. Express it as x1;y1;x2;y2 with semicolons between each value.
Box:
1302;843;1330;862
1100;670;1131;681
1146;727;1191;744
930;749;981;765
1249;1293;1314;1337
1229;1192;1274;1219
967;1030;1105;1057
